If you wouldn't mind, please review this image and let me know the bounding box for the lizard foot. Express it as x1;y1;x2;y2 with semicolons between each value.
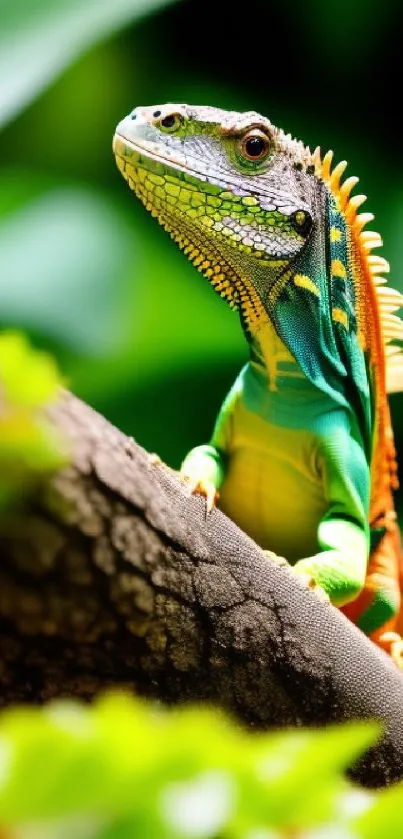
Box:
148;452;162;466
181;474;219;513
293;569;330;603
376;631;403;669
263;550;289;568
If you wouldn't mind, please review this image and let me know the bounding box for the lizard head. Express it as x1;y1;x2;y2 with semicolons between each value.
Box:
113;103;319;331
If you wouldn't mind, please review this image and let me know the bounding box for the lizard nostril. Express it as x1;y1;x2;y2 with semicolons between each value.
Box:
131;114;137;120
290;210;313;237
153;109;162;118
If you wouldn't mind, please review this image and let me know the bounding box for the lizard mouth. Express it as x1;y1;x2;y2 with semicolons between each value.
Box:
113;132;302;209
114;132;304;264
113;132;222;191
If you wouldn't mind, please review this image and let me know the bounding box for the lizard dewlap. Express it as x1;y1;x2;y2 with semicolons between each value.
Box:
114;103;403;665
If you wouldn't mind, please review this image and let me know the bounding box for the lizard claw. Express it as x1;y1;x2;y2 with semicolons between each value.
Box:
293;569;330;603
264;555;330;602
182;474;219;513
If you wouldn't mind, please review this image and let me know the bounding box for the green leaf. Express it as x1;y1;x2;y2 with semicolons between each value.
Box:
0;331;61;407
0;693;380;838
160;770;236;838
0;0;179;130
354;784;403;839
0;330;66;508
227;721;379;832
0;180;139;354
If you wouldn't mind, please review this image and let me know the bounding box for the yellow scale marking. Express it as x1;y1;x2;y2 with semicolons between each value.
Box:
294;273;320;297
332;307;349;329
331;259;347;279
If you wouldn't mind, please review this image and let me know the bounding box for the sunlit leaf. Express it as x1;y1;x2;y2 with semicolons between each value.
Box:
0;183;138;353
0;330;66;507
0;0;179;129
160;770;236;838
0;331;60;407
0;693;379;837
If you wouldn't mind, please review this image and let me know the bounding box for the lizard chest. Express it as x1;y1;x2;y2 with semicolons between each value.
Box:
217;397;329;561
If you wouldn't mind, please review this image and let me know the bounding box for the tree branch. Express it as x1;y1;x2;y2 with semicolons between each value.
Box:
1;390;403;787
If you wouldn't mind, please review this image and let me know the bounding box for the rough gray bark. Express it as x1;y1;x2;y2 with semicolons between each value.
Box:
1;389;403;788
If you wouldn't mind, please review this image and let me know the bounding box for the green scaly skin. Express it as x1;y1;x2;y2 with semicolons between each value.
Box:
113;103;399;627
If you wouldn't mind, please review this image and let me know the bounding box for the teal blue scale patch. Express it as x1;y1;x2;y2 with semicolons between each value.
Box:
265;188;372;463
242;363;343;430
327;194;372;460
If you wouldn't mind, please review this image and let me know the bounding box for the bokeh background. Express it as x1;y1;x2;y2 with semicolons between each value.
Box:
1;0;402;509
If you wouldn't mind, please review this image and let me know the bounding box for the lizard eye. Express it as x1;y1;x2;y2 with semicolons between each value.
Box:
239;130;271;162
157;113;183;133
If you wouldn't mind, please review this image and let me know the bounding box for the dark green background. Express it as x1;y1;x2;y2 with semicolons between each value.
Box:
1;0;402;509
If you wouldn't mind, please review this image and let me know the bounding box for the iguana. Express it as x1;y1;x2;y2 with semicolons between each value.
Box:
113;103;403;666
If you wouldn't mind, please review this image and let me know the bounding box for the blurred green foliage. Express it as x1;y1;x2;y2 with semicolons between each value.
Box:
1;0;402;483
0;331;65;509
0;692;398;838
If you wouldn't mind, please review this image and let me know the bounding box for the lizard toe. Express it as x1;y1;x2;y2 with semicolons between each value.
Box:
182;474;219;513
293;568;331;603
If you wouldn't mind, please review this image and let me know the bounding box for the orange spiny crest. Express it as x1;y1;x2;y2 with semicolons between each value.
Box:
312;146;403;393
312;146;403;513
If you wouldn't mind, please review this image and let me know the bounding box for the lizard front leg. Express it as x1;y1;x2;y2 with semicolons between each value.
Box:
293;518;368;606
180;444;224;511
180;381;237;511
292;426;370;607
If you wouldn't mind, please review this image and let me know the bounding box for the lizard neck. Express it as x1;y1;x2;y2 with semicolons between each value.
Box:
241;354;337;427
247;316;305;393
